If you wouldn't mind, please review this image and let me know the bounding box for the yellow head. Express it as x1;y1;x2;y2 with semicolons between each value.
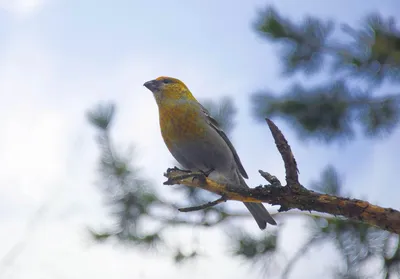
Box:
143;76;197;105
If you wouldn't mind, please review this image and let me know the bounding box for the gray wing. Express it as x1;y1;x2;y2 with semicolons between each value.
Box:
199;104;249;179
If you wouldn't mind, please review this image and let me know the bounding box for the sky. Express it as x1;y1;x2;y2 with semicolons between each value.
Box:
0;0;399;278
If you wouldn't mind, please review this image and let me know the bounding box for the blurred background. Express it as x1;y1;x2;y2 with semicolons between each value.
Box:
1;0;400;278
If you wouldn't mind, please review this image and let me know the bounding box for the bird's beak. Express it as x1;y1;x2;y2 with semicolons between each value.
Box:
143;79;161;92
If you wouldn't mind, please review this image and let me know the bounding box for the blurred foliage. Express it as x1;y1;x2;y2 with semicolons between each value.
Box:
307;167;398;279
87;6;400;279
252;7;400;143
86;99;249;263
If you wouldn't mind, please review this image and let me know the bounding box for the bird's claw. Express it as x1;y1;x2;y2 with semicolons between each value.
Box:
191;172;207;183
190;168;214;183
201;168;215;177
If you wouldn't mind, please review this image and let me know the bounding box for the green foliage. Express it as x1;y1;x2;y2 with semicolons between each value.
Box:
358;96;400;137
252;80;355;142
255;7;334;75
231;231;277;260
308;167;399;279
252;8;400;143
337;14;400;84
87;103;163;246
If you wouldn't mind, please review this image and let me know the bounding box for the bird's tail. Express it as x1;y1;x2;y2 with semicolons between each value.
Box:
244;202;276;230
237;174;277;230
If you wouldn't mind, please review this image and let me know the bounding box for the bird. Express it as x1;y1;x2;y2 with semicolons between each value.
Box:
143;76;276;229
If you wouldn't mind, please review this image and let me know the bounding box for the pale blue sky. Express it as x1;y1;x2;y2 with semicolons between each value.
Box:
0;1;399;278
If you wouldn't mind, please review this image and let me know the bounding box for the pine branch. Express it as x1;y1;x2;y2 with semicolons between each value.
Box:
164;119;400;234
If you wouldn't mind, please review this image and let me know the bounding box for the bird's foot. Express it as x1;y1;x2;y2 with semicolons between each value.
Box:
190;168;214;183
191;172;207;183
200;168;215;177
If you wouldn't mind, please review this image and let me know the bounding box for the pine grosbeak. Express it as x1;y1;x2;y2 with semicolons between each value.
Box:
144;76;276;229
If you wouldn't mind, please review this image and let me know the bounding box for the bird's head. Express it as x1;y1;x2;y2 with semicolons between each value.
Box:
143;76;197;104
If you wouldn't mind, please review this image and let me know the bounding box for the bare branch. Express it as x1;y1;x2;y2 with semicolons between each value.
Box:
265;118;301;189
259;170;282;186
163;119;400;234
178;196;227;212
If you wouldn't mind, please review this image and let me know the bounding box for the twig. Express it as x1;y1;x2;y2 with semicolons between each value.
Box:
258;170;282;186
265;118;302;189
178;196;227;212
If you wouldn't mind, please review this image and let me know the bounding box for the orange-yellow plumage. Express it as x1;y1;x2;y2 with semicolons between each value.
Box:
158;104;206;153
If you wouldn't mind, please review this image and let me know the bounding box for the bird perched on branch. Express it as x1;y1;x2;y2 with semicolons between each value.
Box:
144;76;276;230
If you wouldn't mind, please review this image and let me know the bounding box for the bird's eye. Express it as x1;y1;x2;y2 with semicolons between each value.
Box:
163;79;173;84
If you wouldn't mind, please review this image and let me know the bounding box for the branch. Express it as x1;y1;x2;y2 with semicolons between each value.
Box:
259;170;282;186
265;118;301;188
163;118;400;234
178;196;227;212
